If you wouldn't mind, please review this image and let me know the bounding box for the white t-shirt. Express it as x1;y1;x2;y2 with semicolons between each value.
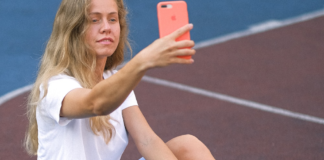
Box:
36;70;138;160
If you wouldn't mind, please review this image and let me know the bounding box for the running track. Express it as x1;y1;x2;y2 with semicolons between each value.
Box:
1;13;324;159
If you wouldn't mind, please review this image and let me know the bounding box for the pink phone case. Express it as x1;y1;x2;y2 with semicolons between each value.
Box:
157;1;191;59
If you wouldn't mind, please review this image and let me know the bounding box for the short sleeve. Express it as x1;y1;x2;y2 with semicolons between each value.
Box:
39;75;82;126
119;90;138;110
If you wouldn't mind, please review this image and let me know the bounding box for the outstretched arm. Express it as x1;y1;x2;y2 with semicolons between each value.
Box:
60;24;195;119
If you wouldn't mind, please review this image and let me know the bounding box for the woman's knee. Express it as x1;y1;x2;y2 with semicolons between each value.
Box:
166;134;208;156
166;134;215;160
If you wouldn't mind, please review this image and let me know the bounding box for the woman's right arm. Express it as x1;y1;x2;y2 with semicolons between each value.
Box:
60;24;195;119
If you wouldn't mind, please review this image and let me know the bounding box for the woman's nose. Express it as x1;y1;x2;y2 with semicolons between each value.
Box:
100;19;111;33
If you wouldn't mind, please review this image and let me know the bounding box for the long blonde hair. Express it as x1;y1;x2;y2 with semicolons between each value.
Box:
24;0;131;155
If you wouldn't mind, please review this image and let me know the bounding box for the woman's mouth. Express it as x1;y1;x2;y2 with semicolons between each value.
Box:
97;38;114;44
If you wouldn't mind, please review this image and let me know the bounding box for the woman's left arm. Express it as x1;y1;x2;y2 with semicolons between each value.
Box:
123;106;178;160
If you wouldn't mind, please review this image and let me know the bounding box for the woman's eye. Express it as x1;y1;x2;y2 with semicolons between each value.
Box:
92;19;99;23
110;18;117;22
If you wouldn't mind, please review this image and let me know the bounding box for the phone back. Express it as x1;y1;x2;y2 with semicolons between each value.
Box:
157;1;191;60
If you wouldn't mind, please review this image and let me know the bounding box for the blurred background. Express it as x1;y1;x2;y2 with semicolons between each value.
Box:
0;0;323;97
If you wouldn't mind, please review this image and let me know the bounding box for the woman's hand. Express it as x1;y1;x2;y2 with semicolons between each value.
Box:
134;24;195;70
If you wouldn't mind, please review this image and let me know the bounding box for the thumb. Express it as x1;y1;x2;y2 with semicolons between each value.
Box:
168;23;193;40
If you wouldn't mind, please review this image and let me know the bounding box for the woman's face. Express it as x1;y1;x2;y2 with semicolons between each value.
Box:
85;0;120;58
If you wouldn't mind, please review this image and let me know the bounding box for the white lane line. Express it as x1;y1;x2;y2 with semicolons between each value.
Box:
0;84;33;106
142;76;324;125
194;9;324;49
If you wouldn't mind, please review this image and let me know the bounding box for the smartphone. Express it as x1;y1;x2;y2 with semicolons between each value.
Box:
157;1;191;59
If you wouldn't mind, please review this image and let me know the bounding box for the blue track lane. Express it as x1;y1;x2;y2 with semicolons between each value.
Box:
0;0;323;96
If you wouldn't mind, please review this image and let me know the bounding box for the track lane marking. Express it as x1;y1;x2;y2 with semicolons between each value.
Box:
194;9;324;49
3;77;324;125
142;76;324;125
0;84;33;106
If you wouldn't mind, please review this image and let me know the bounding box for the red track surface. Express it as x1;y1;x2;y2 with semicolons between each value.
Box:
1;16;324;160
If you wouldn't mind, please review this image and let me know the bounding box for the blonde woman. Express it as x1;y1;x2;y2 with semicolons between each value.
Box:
24;0;216;159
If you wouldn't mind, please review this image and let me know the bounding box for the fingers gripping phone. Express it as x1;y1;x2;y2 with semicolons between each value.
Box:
157;1;191;59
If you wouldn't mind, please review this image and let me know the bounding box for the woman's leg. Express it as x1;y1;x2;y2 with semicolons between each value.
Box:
166;134;216;160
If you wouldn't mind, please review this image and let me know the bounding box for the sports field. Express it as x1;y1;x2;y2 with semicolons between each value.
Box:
1;0;324;159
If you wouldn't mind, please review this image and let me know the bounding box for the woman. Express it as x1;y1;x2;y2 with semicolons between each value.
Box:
24;0;216;159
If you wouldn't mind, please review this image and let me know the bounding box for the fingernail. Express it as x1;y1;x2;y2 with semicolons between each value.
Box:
188;23;193;28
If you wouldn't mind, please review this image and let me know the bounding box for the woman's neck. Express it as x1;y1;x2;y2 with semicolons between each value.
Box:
95;57;108;82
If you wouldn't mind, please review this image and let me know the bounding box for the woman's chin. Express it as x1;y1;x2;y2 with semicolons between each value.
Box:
95;51;114;58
